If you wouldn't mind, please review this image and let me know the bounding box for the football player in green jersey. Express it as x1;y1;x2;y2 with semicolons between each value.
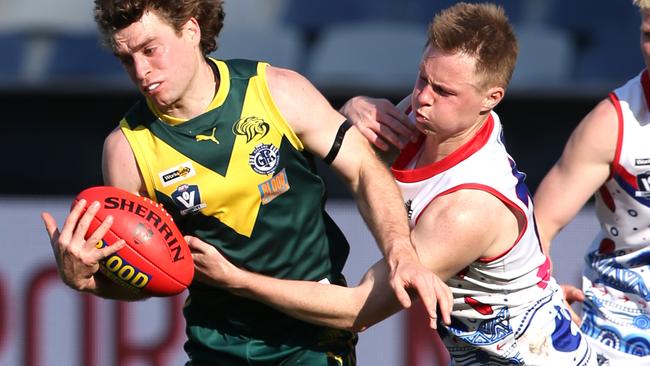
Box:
40;1;451;365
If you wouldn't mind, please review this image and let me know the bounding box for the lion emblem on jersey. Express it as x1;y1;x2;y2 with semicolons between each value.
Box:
233;116;270;143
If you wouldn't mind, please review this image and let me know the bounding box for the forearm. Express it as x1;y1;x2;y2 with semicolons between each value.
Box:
223;262;401;333
230;272;365;331
355;158;416;270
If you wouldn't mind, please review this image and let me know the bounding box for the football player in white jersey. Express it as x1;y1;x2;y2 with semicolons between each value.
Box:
534;1;650;364
186;3;597;365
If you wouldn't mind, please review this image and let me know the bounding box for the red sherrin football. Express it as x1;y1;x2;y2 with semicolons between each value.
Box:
74;186;194;296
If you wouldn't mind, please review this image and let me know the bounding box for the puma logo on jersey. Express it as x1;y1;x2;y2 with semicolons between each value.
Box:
195;128;219;144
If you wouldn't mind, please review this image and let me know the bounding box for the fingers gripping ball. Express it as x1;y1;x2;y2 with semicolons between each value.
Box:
74;186;194;296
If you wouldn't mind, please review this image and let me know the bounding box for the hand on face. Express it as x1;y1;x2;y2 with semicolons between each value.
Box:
340;96;418;151
41;199;125;292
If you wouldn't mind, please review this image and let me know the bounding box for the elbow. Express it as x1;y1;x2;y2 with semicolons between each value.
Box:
348;314;380;333
348;321;370;333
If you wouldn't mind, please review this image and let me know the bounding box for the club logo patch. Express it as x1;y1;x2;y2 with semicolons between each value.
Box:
159;162;196;187
636;158;650;166
233;116;270;142
172;184;207;215
258;169;290;204
249;143;280;175
636;172;650;197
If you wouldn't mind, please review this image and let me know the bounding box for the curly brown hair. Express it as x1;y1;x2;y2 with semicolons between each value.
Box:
94;0;225;55
427;2;518;90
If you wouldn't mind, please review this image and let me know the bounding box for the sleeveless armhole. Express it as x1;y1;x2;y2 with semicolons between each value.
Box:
415;183;529;263
252;62;304;151
119;119;157;199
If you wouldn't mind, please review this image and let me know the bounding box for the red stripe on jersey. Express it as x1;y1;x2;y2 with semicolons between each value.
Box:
392;114;494;182
464;296;494;316
608;91;624;181
414;183;530;263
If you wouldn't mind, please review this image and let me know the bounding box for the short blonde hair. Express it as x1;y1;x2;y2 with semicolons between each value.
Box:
634;0;650;10
427;2;518;90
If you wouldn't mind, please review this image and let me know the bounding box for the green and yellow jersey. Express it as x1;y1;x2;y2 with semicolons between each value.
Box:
119;58;355;364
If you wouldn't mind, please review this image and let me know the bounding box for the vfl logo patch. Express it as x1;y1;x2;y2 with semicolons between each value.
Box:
159;162;196;187
172;184;207;215
636;158;650;166
636;172;650;197
249;143;280;175
233;116;270;143
133;223;154;245
258;169;290;204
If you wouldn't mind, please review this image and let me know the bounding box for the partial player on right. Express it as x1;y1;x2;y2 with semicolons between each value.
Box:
534;0;650;364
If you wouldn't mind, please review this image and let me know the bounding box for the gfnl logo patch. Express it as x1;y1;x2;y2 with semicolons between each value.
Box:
172;184;207;215
159;162;196;187
249;143;280;175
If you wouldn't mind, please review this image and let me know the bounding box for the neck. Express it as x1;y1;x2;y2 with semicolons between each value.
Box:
157;58;218;120
417;114;489;167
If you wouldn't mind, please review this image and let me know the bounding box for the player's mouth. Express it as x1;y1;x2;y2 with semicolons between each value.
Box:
414;111;428;124
144;82;161;94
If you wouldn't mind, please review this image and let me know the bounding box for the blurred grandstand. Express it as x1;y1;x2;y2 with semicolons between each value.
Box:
0;0;644;196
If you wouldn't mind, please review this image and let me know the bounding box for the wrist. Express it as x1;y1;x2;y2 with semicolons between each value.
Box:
385;242;419;269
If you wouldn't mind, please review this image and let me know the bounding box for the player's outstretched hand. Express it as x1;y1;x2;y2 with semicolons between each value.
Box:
561;284;585;325
340;96;418;151
186;235;242;289
389;255;453;329
41;199;125;292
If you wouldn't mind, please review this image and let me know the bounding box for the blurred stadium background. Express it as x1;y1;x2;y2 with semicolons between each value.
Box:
0;0;637;365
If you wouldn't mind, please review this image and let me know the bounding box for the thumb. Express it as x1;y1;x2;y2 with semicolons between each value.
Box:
185;235;206;252
41;212;59;238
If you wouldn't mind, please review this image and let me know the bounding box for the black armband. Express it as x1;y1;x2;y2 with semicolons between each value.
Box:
323;120;352;165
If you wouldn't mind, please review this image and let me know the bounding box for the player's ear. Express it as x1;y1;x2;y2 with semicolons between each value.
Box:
481;86;504;112
183;17;201;45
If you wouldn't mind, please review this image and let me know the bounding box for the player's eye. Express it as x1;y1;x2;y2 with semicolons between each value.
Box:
143;47;156;56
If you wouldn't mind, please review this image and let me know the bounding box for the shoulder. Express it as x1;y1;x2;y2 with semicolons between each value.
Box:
103;127;128;153
102;127;145;194
264;65;330;120
264;65;345;148
566;97;618;163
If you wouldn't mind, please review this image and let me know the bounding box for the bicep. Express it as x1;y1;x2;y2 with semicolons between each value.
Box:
102;127;145;195
412;191;517;281
534;99;617;242
266;66;375;189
